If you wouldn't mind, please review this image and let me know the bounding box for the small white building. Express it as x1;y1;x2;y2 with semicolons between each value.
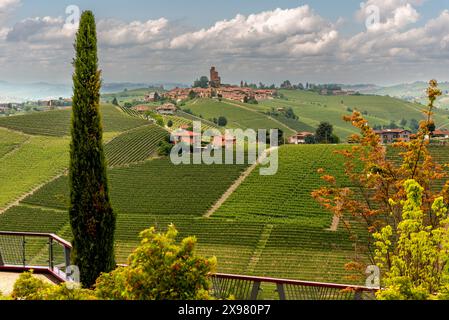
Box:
288;132;315;144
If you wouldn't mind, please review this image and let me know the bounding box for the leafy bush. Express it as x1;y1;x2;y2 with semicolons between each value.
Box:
7;225;216;300
11;271;96;300
95;225;217;300
374;180;449;300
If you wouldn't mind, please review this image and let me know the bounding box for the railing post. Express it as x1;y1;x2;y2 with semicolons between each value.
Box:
64;245;71;269
250;281;261;300
276;283;286;300
48;237;53;270
22;235;26;267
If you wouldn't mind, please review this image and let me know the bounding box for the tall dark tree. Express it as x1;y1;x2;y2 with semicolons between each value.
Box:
69;11;116;287
316;122;334;144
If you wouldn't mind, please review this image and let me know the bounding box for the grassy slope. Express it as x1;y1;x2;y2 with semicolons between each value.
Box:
183;98;296;136
0;104;149;137
214;145;349;225
105;124;168;167
0;135;69;209
3;144;363;283
0;128;28;158
0;106;155;210
255;90;449;139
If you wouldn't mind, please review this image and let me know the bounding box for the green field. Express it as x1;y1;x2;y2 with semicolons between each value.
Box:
1;143;363;283
0;128;28;158
214;145;351;226
102;88;157;104
0;135;69;210
21;158;248;216
254;90;449;139
184;99;296;136
105;124;168;167
0;105;149;137
2;91;447;285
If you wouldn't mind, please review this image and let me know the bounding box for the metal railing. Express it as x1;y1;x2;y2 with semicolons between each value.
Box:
0;232;377;299
211;273;376;300
0;231;72;282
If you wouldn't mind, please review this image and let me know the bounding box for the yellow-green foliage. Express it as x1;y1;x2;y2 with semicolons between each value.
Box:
6;225;216;300
11;271;96;300
374;180;449;300
95;224;217;300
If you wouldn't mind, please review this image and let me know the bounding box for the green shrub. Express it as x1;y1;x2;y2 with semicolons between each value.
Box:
7;225;217;300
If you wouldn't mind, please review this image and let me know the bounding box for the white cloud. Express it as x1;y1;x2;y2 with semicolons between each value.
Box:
0;0;20;26
6;16;77;42
97;18;169;47
0;0;19;11
358;1;421;32
0;3;448;84
169;6;339;58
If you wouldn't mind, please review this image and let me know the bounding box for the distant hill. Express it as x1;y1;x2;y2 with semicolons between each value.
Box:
342;82;449;109
0;81;189;102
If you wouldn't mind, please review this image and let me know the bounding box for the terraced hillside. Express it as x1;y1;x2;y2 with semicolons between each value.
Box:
0;105;149;136
184;98;296;136
0;143;364;283
105;124;168;167
0;135;69;210
0;128;28;158
214;145;351;226
21;158;248;216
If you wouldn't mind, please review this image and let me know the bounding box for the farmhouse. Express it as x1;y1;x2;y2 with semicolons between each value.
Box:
433;129;449;139
132;105;151;112
211;134;237;148
288;132;315;144
172;130;201;145
374;129;411;144
156;103;177;115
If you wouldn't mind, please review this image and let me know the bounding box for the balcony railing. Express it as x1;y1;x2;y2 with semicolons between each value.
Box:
211;273;376;300
0;231;377;300
0;231;72;282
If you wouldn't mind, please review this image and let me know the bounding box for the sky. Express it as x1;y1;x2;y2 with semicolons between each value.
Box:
1;0;449;86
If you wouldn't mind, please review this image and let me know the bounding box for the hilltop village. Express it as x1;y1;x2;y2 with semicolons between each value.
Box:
162;67;276;103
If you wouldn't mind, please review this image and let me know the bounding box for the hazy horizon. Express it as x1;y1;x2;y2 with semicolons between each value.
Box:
0;0;449;86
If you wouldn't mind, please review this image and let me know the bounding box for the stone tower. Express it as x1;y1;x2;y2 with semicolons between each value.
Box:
210;66;221;88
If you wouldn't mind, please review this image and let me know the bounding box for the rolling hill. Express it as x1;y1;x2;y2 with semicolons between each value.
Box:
0;104;149;137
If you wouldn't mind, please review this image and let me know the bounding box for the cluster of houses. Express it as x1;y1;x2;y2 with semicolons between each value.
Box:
320;89;357;96
163;67;276;103
132;103;177;115
373;128;449;144
171;130;237;150
163;86;275;104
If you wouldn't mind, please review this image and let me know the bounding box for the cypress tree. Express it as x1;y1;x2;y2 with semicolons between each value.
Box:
69;11;116;287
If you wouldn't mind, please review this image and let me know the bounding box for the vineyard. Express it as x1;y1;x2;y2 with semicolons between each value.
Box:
0;135;69;209
258;90;449;140
0;142;369;283
213;145;351;226
118;106;146;119
184;98;294;134
163;115;220;132
21;158;248;216
0;128;28;158
0;105;149;136
105;124;168;167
